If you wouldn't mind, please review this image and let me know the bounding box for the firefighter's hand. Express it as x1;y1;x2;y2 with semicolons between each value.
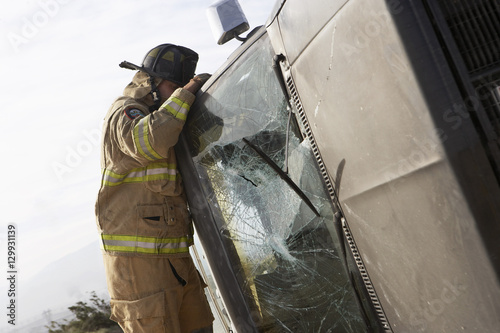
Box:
193;73;211;85
184;73;211;94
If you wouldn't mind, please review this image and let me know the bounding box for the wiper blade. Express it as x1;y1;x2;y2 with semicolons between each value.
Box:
242;138;320;217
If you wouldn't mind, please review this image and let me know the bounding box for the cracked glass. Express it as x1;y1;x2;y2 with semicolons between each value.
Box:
186;35;368;332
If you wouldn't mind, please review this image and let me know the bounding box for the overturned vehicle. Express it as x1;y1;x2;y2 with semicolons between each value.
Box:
176;0;500;332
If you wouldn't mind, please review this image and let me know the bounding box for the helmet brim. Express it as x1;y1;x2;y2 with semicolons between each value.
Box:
119;60;182;85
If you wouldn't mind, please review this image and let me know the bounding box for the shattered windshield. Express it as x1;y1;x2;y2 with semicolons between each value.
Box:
185;35;367;332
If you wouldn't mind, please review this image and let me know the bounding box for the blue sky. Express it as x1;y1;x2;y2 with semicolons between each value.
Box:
0;0;275;329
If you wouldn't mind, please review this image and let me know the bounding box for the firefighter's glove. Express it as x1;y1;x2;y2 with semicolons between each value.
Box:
192;73;212;86
184;73;212;94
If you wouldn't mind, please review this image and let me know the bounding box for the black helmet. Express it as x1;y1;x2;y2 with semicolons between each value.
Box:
120;44;199;86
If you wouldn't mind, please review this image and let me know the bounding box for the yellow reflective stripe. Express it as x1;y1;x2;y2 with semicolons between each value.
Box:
144;163;178;182
102;163;178;187
133;116;163;161
101;234;193;255
102;168;144;186
161;97;190;121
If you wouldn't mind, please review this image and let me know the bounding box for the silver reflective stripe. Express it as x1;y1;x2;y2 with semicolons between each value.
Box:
134;117;163;161
103;239;191;250
103;169;145;186
147;166;177;177
101;234;193;255
161;97;189;121
102;163;178;187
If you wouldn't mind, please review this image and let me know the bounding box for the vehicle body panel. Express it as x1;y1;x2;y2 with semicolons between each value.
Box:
268;0;500;331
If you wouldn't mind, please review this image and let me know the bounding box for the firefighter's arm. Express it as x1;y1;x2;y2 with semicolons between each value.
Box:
114;88;193;165
146;87;196;153
115;75;210;164
131;74;212;159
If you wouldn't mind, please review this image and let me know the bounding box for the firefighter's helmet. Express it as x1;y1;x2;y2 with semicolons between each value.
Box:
119;44;199;86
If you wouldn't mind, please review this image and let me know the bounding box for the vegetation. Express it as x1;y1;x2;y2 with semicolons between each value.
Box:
46;291;121;333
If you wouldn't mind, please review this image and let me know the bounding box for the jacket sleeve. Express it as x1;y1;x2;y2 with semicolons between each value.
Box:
114;88;196;165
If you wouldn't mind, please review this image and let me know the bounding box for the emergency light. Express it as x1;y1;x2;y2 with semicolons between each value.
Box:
207;0;250;45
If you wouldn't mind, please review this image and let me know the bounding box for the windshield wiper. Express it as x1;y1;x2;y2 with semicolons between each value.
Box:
242;138;320;217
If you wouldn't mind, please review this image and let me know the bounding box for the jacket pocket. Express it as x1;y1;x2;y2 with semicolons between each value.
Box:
137;204;165;232
110;291;165;322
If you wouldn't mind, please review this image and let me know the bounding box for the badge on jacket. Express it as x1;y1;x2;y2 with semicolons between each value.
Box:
124;108;145;120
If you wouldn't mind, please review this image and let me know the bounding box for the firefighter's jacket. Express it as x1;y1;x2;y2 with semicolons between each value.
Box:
96;72;195;258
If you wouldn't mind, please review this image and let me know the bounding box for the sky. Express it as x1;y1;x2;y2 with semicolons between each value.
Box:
0;0;275;330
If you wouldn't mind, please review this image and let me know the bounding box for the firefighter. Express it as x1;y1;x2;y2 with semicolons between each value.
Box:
95;44;214;332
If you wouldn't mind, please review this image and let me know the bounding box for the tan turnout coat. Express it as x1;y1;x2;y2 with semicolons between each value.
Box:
96;72;196;258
